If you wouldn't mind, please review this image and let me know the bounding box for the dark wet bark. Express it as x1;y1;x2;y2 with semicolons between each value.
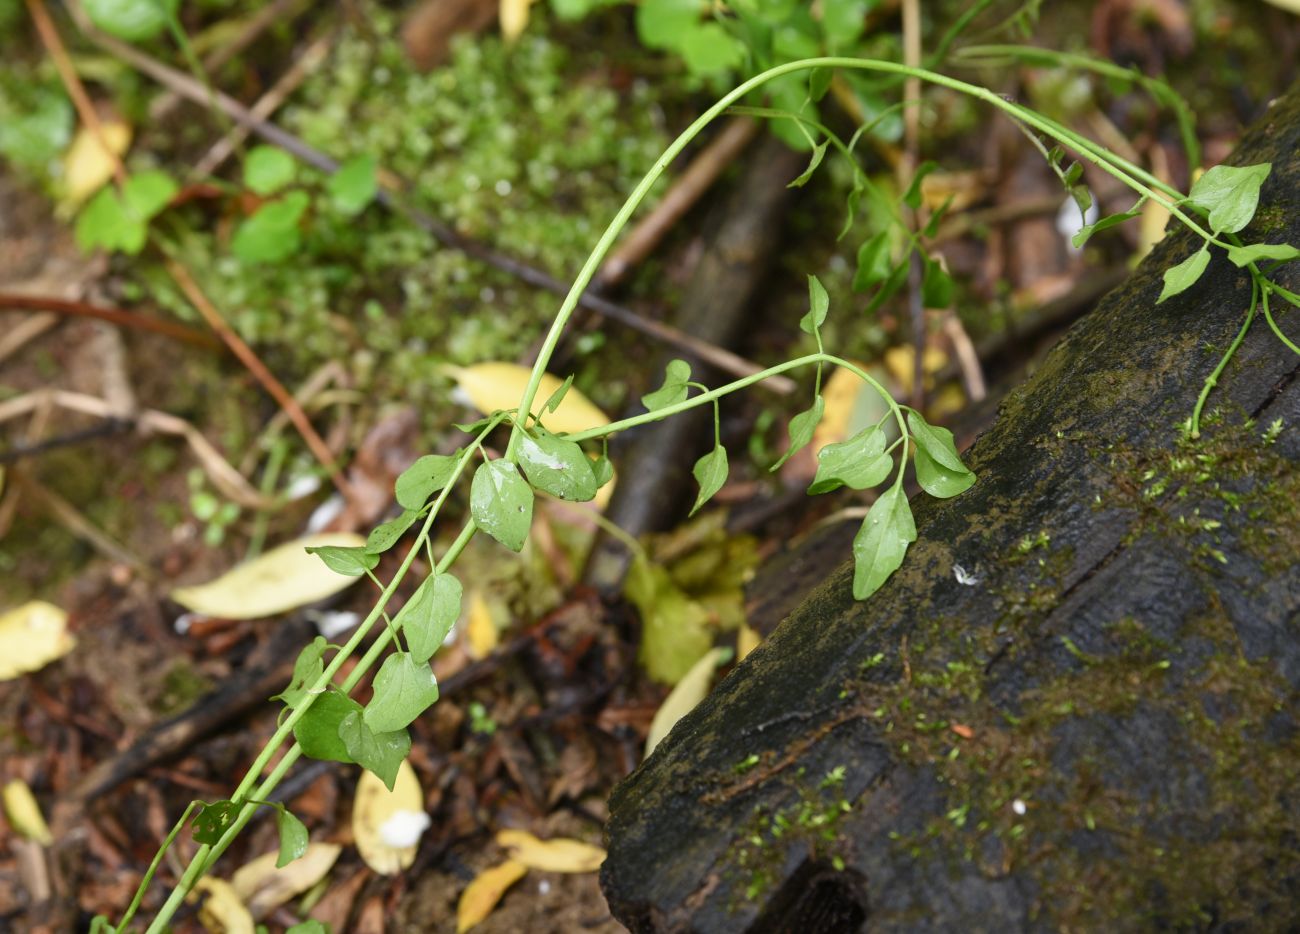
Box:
602;82;1300;932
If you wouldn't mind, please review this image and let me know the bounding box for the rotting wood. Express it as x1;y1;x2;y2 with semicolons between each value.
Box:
602;81;1300;932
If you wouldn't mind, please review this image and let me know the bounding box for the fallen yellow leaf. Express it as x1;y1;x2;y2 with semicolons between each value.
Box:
170;532;366;619
63;119;131;205
443;363;608;436
496;829;606;873
191;878;255;934
0;601;75;681
456;859;527;933
464;590;499;660
353;759;427;875
883;345;947;399
230;842;341;918
811;363;894;455
2;779;53;845
736;623;761;662
499;0;530;42
645;646;732;757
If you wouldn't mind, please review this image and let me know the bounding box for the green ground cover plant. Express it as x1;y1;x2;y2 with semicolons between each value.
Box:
84;41;1299;928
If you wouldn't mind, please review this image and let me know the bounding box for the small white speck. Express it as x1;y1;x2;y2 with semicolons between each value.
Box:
308;610;359;639
285;474;322;501
378;810;431;848
954;564;980;586
174;612;197;635
538;880;551;895
1012;799;1027;816
494;179;512;196
1057;192;1099;252
306;493;345;532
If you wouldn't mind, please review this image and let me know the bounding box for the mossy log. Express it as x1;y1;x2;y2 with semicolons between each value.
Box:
601;83;1300;932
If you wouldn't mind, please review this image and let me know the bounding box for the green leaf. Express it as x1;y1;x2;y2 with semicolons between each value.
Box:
808;67;833;103
788;140;828;189
122;170;177;219
231;190;310;263
394;454;458;510
365;508;422;555
364;651;439;733
800;274;829;336
903;160;937;209
470;460;533;552
679;23;745;75
642;359;692;411
820;0;868;48
399;572;462;664
338;711;410;790
293;690;361;763
625;556;712;685
636;0;698;49
1072;200;1145;248
852;231;892;293
326;154;378;216
243;146;296;196
274;636;328;708
543;374;574;414
75;188;137;254
808;426;892;494
1225;242;1300;268
922;194;956;238
592;454;615;490
914;444;976;498
689;445;729;516
1156;245;1210;304
192;800;239;845
285;921;328;934
906;411;969;474
305;544;379;577
772;395;825;470
517;429;598;502
1188;163;1270;234
274;807;309;868
852;485;917;600
921;256;954;309
89;916;119;934
84;0;178;40
865;258;911;313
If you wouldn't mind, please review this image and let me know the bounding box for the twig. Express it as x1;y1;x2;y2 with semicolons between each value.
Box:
0;420;132;466
163;257;354;500
17;473;148;572
0;313;60;364
150;0;308;121
0;293;222;348
0;389;276;508
193;29;336;178
928;194;1062;245
24;0;126;187
940;312;986;402
596;117;760;288
66;4;793;393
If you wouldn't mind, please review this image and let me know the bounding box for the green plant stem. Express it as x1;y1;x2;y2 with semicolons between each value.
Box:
1261;285;1300;357
1190;278;1259;438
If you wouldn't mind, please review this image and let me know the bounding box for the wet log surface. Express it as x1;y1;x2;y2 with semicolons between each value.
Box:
602;84;1300;932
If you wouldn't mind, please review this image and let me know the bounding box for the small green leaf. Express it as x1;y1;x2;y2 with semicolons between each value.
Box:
820;0;868;48
800;274;829;336
394;454;458;511
922;194;955;238
293;690;361;763
1225;242;1300;268
543;374;574;414
772;396;825;470
1072;200;1144;248
808;67;833;102
906;411;969;474
518;429;598;502
305;544;379;577
1068;182;1092;220
75;188;137;254
642;359;692;412
231;191;310;263
326;154;378;216
1156;245;1210;303
470;460;534;552
192;800;239;845
365;508;422;555
285;921;328;934
399;572;462;664
84;0;178;40
274;806;309;868
592;454;615;489
678;23;745;75
852;485;917;600
274;636;328;708
338;712;410;790
689;445;729;517
364;651;439;733
788;140;828;189
808;426;892;494
636;0;698;49
243;146;296;196
921;256;954;308
122;170;177;219
914;444;976;498
852;231;892;293
866;258;910;313
903;160;937;209
1188;162;1270;234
